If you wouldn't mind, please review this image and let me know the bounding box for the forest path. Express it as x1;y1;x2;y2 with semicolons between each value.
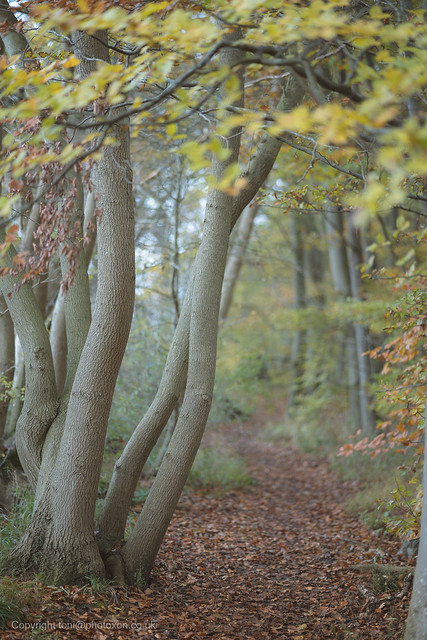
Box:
2;406;410;640
145;405;410;640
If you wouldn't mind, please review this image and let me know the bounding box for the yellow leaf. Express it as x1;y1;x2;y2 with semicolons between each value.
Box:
76;0;89;12
369;5;387;19
63;55;80;69
166;123;177;137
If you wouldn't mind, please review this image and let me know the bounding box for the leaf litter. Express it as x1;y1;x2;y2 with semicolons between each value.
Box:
1;408;411;639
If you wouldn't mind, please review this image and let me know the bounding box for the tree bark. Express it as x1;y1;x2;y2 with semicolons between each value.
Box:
324;207;361;430
8;31;135;584
97;74;306;560
0;242;59;488
0;295;14;442
34;174;92;505
219;199;259;323
287;212;307;411
50;184;95;396
6;353;24;438
346;212;376;436
404;397;427;640
0;0;27;57
120;32;244;583
36;31;135;584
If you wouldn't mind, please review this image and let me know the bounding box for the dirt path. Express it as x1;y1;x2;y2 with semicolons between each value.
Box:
149;412;410;639
2;409;411;640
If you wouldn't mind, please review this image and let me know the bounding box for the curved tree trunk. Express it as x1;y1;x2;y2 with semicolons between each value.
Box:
35;31;135;584
97;74;306;561
0;244;59;488
34;174;92;505
8;31;135;584
50;186;96;396
120;32;244;583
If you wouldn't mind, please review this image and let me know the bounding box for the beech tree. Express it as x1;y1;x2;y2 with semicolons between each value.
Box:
0;0;425;589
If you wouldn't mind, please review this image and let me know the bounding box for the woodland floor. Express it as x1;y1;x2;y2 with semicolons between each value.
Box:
1;406;412;640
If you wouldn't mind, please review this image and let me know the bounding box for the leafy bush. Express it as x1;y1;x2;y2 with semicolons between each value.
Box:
187;447;252;493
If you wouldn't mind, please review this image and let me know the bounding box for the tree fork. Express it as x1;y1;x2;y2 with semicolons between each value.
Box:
97;74;306;561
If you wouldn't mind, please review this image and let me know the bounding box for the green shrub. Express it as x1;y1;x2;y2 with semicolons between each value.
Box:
187;447;252;493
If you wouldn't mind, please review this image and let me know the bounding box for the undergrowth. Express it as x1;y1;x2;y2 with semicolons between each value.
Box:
0;477;33;574
0;577;41;629
187;447;252;494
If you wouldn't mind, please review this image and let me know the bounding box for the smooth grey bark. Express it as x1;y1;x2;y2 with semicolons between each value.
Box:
97;75;306;561
0;243;59;488
34;174;92;505
219;199;259;323
0;295;14;442
8;31;134;584
346;212;376;436
6;353;24;438
49;293;67;395
405;397;427;640
50;188;95;395
287;212;307;411
120;32;244;583
324;207;361;430
35;31;136;583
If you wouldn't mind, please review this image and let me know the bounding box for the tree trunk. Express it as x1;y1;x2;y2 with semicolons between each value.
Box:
219;199;259;322
404;397;427;640
0;242;59;488
50;184;95;396
324;207;361;430
36;31;135;584
0;0;27;57
49;292;67;396
97;74;306;561
5;354;24;438
346;212;376;436
0;295;14;442
34;174;92;505
287;212;307;411
8;31;135;584
120;33;244;583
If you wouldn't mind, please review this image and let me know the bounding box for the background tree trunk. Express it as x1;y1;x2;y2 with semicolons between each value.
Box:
324;207;361;430
346;212;376;436
287;212;307;411
219;199;259;323
0;295;14;442
404;397;427;640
